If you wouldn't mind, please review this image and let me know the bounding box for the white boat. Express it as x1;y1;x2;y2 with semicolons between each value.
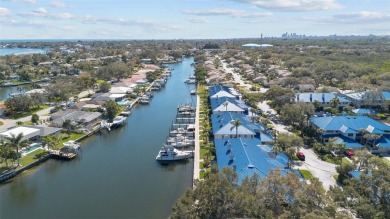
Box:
63;141;81;150
139;95;150;104
112;116;126;127
167;134;194;147
184;79;196;84
190;89;196;95
177;105;196;113
156;145;193;161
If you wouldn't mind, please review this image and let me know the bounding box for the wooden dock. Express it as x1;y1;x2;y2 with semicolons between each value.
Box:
50;151;77;160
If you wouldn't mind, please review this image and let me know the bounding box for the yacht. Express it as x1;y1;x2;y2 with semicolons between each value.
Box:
177;104;196;113
166;134;194;148
111;116;126;127
156;145;193;161
63;140;81;150
184;79;196;84
139;95;150;104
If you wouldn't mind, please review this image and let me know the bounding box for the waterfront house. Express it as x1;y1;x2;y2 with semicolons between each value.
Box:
211;113;274;144
0;126;41;141
309;115;390;153
110;86;132;94
209;85;240;99
295;93;350;111
50;110;102;128
210;97;249;114
214;138;301;183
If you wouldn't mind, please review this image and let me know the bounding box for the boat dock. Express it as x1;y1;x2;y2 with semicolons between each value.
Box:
50;150;77;160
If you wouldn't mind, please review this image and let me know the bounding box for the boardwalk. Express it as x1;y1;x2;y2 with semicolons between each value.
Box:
193;94;201;185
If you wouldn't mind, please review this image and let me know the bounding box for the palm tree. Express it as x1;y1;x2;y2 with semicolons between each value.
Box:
42;135;60;152
285;147;296;168
222;101;229;112
313;100;321;110
0;140;11;167
230;119;241;138
4;133;26;167
329;97;340;109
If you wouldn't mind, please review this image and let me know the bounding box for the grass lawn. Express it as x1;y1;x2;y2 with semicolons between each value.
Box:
333;174;339;181
59;133;85;144
299;169;313;180
20;149;48;167
0;121;4;126
199;171;205;179
11;105;51;119
324;154;343;165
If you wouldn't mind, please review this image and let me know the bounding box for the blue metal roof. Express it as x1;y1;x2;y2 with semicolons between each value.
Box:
209;85;233;97
349;170;372;179
352;108;377;115
211;112;266;136
331;134;363;149
376;134;390;148
214;138;300;183
210;97;248;112
310;116;390;133
295;93;350;103
345;91;390;101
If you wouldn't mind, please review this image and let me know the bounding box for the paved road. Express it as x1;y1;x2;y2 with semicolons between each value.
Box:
299;147;338;190
221;61;252;90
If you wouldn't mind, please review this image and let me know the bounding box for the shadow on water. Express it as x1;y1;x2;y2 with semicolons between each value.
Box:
7;178;37;204
157;159;192;171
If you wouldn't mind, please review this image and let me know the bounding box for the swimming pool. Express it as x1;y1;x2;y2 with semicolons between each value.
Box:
21;143;43;156
116;99;129;105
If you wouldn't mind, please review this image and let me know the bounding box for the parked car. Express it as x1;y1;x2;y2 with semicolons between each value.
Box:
297;152;305;161
345;150;355;158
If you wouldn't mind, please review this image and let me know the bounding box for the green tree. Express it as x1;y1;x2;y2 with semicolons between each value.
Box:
222;101;229;112
99;81;111;93
4;133;26;167
329;97;340;108
42;135;61;151
31;113;39;124
104;100;120;121
230;119;241;138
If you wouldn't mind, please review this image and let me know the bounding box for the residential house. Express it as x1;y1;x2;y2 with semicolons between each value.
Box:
210;97;249;114
295;93;350;111
343;91;390;111
50;110;102;128
309;115;390;153
214;138;301;183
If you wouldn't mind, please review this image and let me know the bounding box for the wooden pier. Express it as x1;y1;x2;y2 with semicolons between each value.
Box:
50;151;77;160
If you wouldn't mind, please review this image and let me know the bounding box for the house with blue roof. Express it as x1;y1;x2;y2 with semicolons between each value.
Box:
209;84;240;99
295;93;350;110
211;112;274;144
309;116;390;153
343;91;390;111
210;97;249;114
214;138;302;183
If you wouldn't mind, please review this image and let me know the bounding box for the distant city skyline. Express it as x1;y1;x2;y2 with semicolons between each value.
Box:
0;0;389;39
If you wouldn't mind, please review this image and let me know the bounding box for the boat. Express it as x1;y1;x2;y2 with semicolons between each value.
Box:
139;95;150;104
63;140;81;150
111;116;126;127
184;79;196;84
178;104;196;113
190;89;196;95
166;134;194;148
119;111;131;117
156;145;193;161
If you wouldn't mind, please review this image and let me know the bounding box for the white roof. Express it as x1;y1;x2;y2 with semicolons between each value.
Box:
109;86;132;94
109;94;126;98
25;89;45;94
0;126;40;140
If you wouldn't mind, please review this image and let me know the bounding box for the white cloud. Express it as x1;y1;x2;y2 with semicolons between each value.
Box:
306;11;390;23
33;7;47;14
182;8;272;18
231;0;342;11
8;0;36;4
0;7;11;16
50;0;66;8
188;17;209;23
54;13;74;19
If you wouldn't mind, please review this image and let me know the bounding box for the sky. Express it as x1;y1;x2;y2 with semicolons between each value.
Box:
0;0;389;39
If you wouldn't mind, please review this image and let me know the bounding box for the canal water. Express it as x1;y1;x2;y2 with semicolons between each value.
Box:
0;57;196;219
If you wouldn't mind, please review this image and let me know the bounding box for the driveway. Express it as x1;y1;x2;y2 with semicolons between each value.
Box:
299;147;338;190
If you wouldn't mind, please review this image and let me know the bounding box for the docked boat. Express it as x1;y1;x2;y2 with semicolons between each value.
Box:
167;134;194;147
184;79;196;84
63;140;81;150
190;89;196;95
177;104;196;113
111;116;126;127
156;145;193;161
139;95;150;104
